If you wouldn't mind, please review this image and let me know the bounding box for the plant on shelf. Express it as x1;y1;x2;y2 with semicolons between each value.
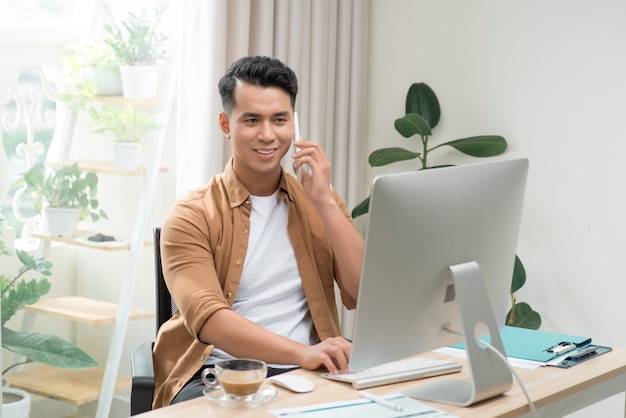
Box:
1;218;98;376
101;0;170;99
352;82;541;329
67;39;122;96
70;39;119;70
18;164;108;236
88;103;160;143
102;0;170;66
88;103;160;170
44;58;97;112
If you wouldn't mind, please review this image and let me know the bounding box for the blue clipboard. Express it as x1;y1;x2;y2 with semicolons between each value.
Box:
451;326;592;362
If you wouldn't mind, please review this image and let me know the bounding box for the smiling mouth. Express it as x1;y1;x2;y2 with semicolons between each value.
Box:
256;149;277;155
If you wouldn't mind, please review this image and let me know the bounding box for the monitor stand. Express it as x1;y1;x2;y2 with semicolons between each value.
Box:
403;261;513;406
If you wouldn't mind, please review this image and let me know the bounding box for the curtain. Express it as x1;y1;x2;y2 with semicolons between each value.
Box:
177;0;370;335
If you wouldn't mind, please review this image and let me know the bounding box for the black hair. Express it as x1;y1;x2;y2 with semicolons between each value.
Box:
218;56;298;114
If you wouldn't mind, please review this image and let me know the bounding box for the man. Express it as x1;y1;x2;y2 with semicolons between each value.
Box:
152;56;364;408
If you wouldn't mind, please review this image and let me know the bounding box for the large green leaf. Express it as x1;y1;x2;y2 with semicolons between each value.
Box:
2;328;98;369
351;196;370;219
440;135;507;157
405;83;440;129
16;250;53;276
394;113;432;138
1;278;51;326
506;302;542;330
368;147;420;167
510;255;526;294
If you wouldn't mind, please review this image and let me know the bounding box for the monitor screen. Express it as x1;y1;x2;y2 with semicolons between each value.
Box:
349;158;529;405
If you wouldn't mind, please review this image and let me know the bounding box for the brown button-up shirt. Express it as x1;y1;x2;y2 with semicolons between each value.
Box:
151;160;357;408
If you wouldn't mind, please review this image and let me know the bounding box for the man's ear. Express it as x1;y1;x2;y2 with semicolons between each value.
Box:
219;112;230;139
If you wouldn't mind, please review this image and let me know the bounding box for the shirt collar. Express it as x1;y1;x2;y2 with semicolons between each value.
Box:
222;158;297;208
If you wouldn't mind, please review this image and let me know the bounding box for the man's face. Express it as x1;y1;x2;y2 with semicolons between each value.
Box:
219;81;294;194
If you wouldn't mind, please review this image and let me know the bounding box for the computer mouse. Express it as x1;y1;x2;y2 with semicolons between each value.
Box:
268;374;315;393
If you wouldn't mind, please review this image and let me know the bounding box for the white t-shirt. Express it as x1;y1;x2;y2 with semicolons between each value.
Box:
209;191;319;365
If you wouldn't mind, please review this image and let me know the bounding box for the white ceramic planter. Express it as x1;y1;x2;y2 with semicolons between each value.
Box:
44;207;81;237
120;65;158;99
3;387;31;418
114;142;142;170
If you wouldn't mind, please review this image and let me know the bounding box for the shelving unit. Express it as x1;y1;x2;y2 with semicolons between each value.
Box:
7;39;178;416
46;159;168;177
23;296;154;324
7;365;131;406
9;296;153;406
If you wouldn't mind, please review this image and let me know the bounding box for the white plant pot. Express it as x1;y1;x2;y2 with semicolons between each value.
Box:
3;387;31;418
114;142;142;170
44;207;81;237
120;64;158;99
82;67;123;96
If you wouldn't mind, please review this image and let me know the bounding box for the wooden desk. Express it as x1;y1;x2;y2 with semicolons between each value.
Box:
136;348;626;417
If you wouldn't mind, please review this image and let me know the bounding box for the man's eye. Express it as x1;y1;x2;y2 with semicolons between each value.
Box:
246;118;258;123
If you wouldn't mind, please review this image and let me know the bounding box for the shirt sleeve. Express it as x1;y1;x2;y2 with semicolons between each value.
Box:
161;196;232;340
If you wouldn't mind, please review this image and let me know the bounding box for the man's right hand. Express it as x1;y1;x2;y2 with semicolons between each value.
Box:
298;336;352;374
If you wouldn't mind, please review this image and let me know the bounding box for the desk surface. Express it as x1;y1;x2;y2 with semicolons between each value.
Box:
137;348;626;418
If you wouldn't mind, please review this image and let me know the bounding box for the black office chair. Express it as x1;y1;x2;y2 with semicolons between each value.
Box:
130;227;177;415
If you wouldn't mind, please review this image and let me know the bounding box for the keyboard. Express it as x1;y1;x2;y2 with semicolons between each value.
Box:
320;357;462;389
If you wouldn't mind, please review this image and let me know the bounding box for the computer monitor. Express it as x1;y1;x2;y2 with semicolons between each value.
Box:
349;158;529;406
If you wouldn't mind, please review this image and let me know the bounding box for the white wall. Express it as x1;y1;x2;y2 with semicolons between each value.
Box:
367;0;626;414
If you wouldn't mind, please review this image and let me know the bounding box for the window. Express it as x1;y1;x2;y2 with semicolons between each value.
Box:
0;0;94;238
0;0;75;24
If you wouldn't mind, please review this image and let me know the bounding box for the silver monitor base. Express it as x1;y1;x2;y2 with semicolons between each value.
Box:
403;261;513;406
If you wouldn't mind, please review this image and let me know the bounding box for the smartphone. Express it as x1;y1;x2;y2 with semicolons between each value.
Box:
293;111;311;183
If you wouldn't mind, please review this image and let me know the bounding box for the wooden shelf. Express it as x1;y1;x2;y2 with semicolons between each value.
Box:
45;160;168;177
31;230;154;251
31;230;130;251
24;296;154;325
6;365;131;405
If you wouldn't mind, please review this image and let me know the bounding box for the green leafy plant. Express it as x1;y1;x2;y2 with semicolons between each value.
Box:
0;219;98;375
46;58;97;111
352;82;540;329
507;255;542;329
68;39;120;69
20;164;108;223
88;103;160;143
102;0;170;65
352;82;508;219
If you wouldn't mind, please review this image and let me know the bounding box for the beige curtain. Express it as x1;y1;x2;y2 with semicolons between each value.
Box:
177;0;369;335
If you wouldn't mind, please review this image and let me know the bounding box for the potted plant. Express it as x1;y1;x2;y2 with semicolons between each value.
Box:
1;218;98;416
102;0;170;99
41;59;97;166
352;82;541;329
20;163;108;237
69;39;122;96
43;58;97;112
88;103;160;170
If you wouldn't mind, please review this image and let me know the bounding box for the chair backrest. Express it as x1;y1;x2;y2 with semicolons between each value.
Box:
153;227;177;333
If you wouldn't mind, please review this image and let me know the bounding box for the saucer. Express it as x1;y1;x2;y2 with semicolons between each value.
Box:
203;384;277;408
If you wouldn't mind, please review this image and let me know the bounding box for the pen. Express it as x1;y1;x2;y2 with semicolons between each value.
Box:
358;390;404;412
